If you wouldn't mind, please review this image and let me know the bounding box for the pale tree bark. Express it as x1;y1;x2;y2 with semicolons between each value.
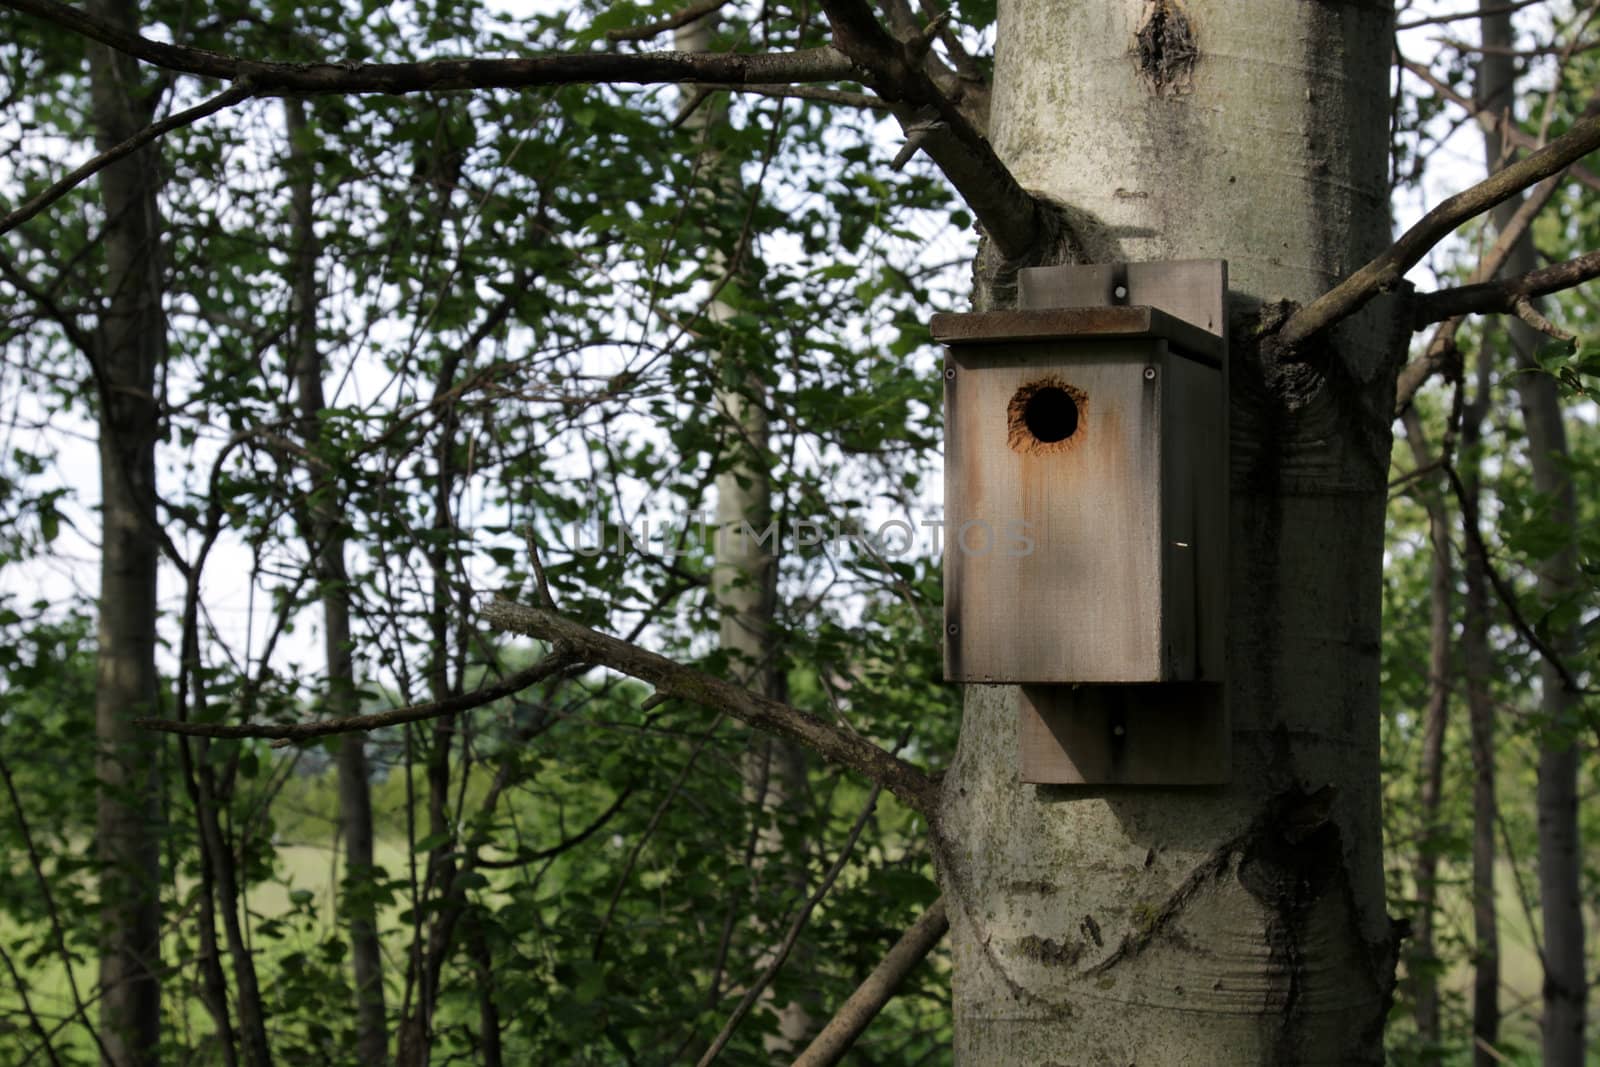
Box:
1478;13;1586;1063
1459;345;1500;1067
676;13;814;1050
87;0;164;1060
1399;409;1452;1060
938;3;1400;1062
284;98;387;1062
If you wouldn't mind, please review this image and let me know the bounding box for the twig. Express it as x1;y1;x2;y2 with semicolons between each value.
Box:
1412;249;1600;326
0;78;255;237
607;0;731;41
791;896;949;1067
1510;294;1577;342
817;0;1047;262
132;649;576;742
1395;167;1567;412
0;754;109;1062
482;598;940;816
1398;56;1600;192
695;783;885;1066
473;785;635;868
0;939;65;1067
1443;463;1595;697
591;716;724;961
1397;0;1554;30
732;84;890;110
670;84;715;129
522;525;558;610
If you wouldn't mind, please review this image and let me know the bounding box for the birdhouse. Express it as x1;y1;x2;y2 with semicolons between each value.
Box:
933;260;1228;686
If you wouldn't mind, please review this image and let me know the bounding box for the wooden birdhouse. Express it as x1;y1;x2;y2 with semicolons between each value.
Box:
933;261;1228;687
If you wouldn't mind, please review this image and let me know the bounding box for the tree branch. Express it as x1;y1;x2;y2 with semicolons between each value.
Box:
1277;111;1600;352
606;0;730;41
1412;249;1600;326
1398;56;1600;193
1394;169;1565;412
1444;463;1596;697
0;78;255;237
481;598;941;817
132;650;577;742
732;83;890;110
1397;0;1554;31
817;0;1048;263
792;896;949;1067
3;0;856;92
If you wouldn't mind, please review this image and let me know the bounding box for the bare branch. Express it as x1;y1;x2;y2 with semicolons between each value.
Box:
1398;57;1600;192
1412;249;1600;326
1277;111;1600;352
1437;36;1600;58
1395;170;1565;411
1444;463;1596;697
1511;294;1578;342
0;78;255;237
733;84;890;110
3;0;856;93
792;896;950;1067
606;0;731;41
133;650;576;742
1397;0;1554;31
696;783;884;1066
473;786;635;868
481;598;941;816
818;0;1048;263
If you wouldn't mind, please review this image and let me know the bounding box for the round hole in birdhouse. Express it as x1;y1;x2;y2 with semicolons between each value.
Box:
1007;377;1086;456
1024;387;1078;442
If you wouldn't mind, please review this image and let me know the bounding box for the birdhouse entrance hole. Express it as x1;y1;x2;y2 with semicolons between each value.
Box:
1008;377;1085;455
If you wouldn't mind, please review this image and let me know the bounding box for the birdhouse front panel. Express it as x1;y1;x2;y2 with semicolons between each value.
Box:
937;308;1224;685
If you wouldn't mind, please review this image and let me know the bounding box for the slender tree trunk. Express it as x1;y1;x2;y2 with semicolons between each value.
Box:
1400;409;1452;1061
87;1;164;1060
285;98;387;1062
939;4;1400;1061
674;12;815;1050
395;227;469;1063
1460;347;1500;1067
1478;15;1586;1063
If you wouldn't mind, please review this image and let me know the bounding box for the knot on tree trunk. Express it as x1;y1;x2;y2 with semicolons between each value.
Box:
1134;0;1198;97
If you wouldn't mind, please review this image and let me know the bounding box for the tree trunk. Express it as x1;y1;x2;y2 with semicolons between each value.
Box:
938;4;1400;1062
395;185;471;1063
1460;346;1500;1067
675;13;815;1049
1399;409;1451;1061
1477;15;1587;1063
87;0;164;1060
285;98;387;1063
